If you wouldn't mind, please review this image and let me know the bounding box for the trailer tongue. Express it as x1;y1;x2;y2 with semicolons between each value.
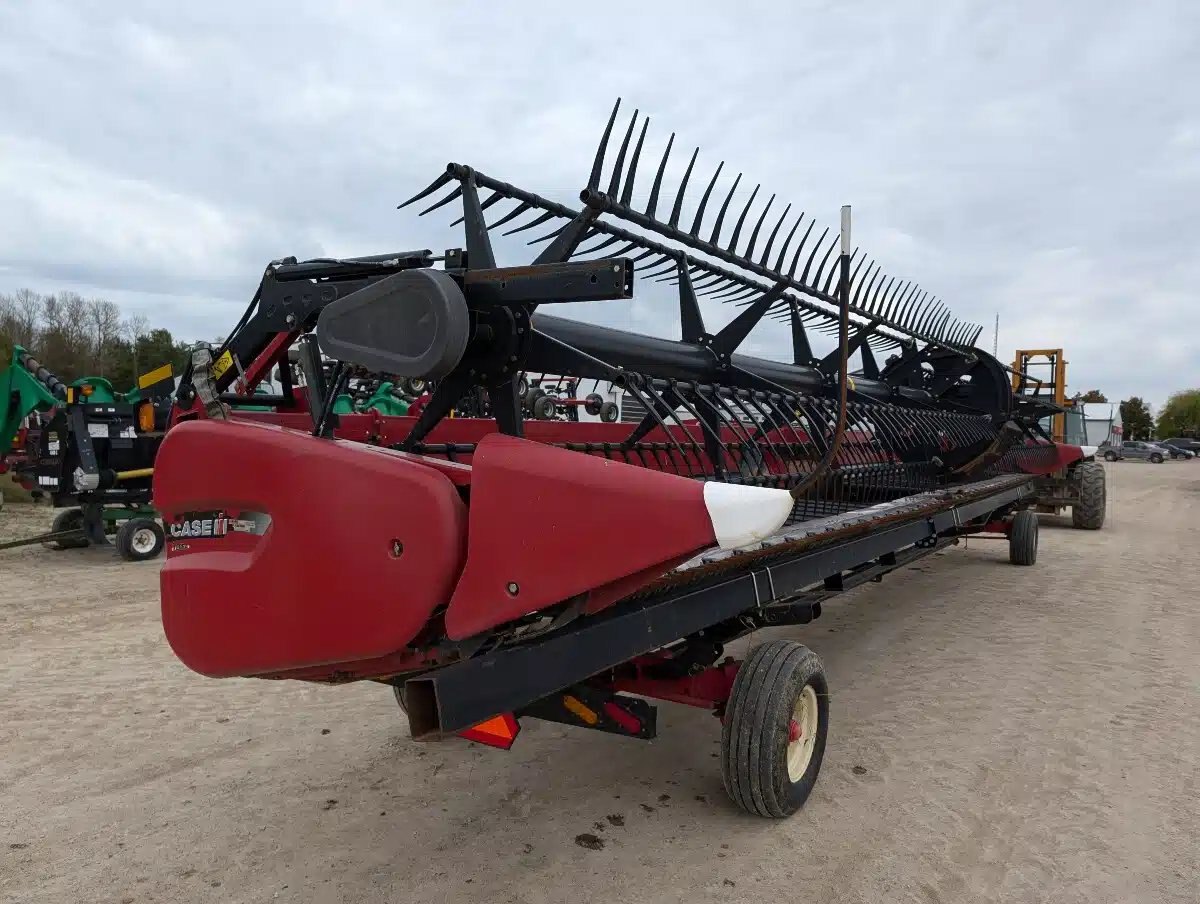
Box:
153;100;1087;818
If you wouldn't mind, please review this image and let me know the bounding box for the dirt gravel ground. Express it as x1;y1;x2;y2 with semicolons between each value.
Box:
2;462;1198;904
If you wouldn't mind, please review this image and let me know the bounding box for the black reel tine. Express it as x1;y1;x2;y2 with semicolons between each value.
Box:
799;227;831;285
607;109;640;197
448;190;504;227
418;184;464;217
773;213;805;272
726;183;761;255
485;201;533;232
645;132;675;219
758;204;792;268
503;209;558;236
743;193;776;261
588;98;622;192
397;170;454;210
667;147;700;229
689;161;725;237
708;173;743;245
620;117;650;206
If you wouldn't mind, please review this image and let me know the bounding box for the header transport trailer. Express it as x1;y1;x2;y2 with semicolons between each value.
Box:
144;101;1092;818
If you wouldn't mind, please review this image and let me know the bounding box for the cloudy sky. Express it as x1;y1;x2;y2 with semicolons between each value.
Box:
1;0;1197;407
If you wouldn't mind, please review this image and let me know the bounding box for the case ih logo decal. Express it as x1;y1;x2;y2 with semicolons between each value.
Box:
168;510;271;539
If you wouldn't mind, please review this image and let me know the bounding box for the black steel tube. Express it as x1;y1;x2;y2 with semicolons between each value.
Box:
17;352;67;400
531;313;930;405
272;250;434;282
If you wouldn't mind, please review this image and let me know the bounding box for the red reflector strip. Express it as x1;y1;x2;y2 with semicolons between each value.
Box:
602;701;642;734
458;713;520;750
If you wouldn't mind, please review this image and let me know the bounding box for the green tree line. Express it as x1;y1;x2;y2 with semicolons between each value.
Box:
1156;389;1200;439
0;288;194;390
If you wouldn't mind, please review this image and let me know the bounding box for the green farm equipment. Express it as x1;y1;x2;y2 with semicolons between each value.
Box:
1;347;175;560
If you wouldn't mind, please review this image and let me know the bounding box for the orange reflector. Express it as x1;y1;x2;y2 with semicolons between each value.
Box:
562;694;598;725
137;401;155;432
81;384;94;396
458;713;520;750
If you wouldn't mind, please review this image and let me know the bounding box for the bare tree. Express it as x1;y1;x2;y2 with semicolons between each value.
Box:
124;313;150;376
11;289;42;348
86;298;123;373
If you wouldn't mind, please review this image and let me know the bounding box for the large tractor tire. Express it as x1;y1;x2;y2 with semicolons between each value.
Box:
1071;461;1106;530
721;640;829;818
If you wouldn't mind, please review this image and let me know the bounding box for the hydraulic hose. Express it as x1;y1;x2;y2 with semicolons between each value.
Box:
788;206;852;500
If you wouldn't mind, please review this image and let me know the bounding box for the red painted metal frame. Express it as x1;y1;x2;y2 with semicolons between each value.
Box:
443;434;720;640
609;653;742;712
1017;441;1085;475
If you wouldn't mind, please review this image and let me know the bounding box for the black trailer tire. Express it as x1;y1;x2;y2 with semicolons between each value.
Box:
1071;461;1106;530
1009;510;1038;565
1103;450;1118;462
115;517;165;562
583;392;604;416
598;400;619;423
721;640;829;818
532;395;557;420
525;387;546;413
46;508;88;550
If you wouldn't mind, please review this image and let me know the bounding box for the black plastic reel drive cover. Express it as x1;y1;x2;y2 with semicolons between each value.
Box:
315;269;469;379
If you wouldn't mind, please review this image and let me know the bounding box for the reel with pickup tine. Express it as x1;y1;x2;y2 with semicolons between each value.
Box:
384;98;1030;516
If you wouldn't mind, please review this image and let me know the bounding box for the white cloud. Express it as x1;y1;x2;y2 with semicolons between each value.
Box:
0;135;272;290
0;0;1197;405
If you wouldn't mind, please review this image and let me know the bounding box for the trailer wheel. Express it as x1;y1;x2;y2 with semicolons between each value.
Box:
598;400;619;423
45;508;88;550
525;387;545;412
115;517;165;562
533;395;557;420
721;640;829;818
1071;461;1106;530
1008;510;1038;565
1103;450;1118;462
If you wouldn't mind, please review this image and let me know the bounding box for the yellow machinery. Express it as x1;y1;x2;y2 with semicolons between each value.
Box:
1011;348;1072;443
1009;348;1105;529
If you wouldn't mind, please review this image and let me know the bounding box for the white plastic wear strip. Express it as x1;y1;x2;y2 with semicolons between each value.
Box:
702;482;795;551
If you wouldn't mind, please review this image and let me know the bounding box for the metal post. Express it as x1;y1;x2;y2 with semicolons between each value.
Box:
840;206;851;310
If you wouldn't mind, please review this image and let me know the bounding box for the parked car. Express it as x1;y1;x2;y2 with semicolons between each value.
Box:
1104;441;1168;463
1164;437;1200;454
1159;442;1197;460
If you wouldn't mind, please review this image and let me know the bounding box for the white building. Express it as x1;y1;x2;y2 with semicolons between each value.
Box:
1078;402;1122;447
